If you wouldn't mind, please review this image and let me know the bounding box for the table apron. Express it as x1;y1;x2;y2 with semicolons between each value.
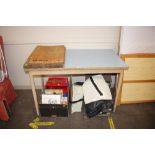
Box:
28;69;123;76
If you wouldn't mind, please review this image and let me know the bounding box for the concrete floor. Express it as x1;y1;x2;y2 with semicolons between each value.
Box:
0;90;155;129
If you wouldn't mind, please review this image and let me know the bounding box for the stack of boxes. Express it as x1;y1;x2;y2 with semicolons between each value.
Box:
39;77;69;117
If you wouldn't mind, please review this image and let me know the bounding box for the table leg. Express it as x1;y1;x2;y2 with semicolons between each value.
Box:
29;73;40;115
41;76;45;93
113;71;124;112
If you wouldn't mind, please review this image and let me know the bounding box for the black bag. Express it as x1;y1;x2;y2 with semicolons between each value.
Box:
85;100;113;118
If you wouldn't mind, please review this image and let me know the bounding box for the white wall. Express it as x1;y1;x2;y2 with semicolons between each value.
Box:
0;26;120;89
120;26;155;53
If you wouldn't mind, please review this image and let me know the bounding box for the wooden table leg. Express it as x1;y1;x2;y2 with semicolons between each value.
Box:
113;71;124;112
29;72;40;115
41;76;45;93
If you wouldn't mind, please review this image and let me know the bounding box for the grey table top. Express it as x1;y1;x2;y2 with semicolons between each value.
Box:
64;49;128;69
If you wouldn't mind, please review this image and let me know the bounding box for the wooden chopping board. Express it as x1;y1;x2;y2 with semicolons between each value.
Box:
24;45;65;68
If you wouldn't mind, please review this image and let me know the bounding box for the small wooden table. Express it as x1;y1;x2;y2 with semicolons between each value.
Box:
24;49;128;116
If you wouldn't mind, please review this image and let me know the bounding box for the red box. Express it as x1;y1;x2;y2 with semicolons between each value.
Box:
45;77;68;87
45;77;68;95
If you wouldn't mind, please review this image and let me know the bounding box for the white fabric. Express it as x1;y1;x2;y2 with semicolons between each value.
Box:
71;85;83;113
82;75;112;104
72;85;83;101
71;101;83;113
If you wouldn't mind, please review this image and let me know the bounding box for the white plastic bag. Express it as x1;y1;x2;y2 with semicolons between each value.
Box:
82;75;112;104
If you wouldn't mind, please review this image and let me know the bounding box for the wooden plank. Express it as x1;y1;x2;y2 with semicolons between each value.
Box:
123;58;155;81
121;82;155;103
24;45;65;68
24;67;127;74
121;53;155;58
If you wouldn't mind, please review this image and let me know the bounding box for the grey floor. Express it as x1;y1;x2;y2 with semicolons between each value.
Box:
0;90;155;129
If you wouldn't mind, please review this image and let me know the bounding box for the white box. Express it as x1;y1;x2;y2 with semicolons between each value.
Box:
42;94;61;104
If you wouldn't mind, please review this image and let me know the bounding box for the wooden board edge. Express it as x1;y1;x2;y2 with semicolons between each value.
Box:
123;80;155;83
121;100;155;104
120;53;155;59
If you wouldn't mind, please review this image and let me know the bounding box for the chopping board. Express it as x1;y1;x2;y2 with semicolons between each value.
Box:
24;45;65;68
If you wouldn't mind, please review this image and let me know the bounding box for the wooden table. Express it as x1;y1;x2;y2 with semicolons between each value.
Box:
24;49;128;116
